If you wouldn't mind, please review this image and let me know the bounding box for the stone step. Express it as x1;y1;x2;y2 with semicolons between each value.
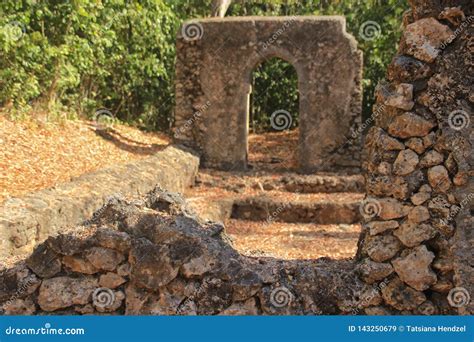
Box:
195;169;365;194
230;192;364;225
225;219;362;260
262;174;365;194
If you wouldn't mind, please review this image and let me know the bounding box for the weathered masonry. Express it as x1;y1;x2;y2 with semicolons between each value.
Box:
173;16;363;173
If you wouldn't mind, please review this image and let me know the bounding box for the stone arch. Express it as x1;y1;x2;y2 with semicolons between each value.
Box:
173;16;363;173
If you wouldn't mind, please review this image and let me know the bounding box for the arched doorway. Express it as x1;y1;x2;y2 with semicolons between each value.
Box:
174;17;363;173
247;57;299;171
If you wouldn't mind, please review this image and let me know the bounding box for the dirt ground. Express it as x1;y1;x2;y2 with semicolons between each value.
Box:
187;129;363;260
0;115;169;203
225;219;361;260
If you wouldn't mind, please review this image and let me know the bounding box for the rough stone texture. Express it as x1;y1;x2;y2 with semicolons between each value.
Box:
407;205;430;223
378;198;411;220
38;276;99;311
381;277;426;311
427;165;452;192
393;149;419;175
99;273;126;289
174;16;363;173
1;1;472;317
405;137;426;154
86;247;125;272
387;112;436;138
411;190;431;205
419;150;444;168
394;221;435;247
359;0;472;315
357;259;394;284
399;17;453;62
392;245;437;291
231;194;362;224
377;83;415;111
62;255;99;274
0;189;373;315
366;220;399;236
0;145;199;260
364;235;402;262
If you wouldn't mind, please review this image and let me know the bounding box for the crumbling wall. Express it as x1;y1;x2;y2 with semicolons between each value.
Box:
174;16;362;173
0;189;371;315
0;145;199;260
357;0;473;315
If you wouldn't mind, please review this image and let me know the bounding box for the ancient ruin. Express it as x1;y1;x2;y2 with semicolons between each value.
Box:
359;0;473;315
173;16;363;173
0;0;472;316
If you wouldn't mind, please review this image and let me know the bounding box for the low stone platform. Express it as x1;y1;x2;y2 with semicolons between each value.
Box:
226;219;361;260
231;192;363;224
196;169;365;193
186;170;364;259
0;145;199;260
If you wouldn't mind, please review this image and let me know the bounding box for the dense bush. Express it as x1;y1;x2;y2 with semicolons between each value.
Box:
0;0;406;131
1;0;178;129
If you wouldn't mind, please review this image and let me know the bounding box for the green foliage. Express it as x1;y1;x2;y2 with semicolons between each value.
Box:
1;0;178;129
0;0;406;131
251;58;298;132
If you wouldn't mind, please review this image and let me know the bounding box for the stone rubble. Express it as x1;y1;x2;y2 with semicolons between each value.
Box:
0;188;372;315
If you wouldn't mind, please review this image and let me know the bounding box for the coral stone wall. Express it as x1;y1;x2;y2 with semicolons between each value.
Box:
0;189;371;315
357;0;473;315
173;16;362;173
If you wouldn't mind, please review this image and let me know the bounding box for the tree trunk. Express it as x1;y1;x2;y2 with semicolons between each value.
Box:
211;0;232;17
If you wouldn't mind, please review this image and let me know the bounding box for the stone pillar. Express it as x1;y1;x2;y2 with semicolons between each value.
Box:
357;0;473;315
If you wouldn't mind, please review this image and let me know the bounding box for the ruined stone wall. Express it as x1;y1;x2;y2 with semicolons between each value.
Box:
174;16;362;173
357;0;473;315
0;189;372;315
0;145;199;261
